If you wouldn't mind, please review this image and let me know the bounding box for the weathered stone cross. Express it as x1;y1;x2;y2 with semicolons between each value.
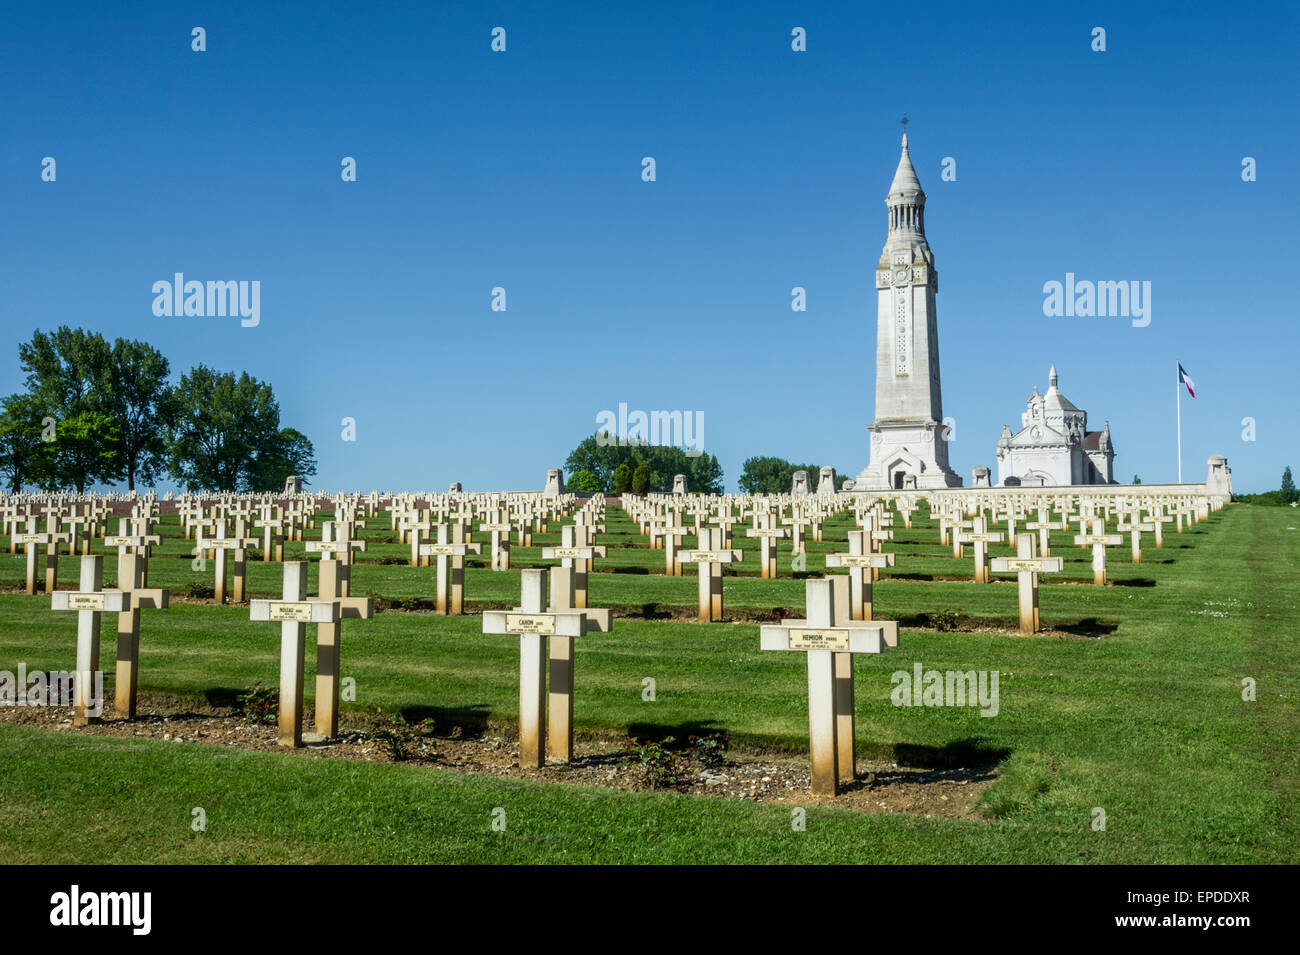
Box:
824;529;896;620
109;552;170;719
249;562;340;747
197;519;259;604
760;577;899;796
305;525;375;740
18;517;52;595
1074;518;1123;585
990;533;1063;634
482;568;587;768
50;556;125;725
682;528;742;621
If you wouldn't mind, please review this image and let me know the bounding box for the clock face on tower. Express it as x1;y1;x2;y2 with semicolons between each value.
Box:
893;267;909;286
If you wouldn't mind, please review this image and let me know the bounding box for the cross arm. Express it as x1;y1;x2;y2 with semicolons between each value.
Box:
482;610;586;637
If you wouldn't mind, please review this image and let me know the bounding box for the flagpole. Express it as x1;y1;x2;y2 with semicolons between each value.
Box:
1176;361;1182;483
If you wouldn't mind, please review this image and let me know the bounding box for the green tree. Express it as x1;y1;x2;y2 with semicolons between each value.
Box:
568;469;603;494
0;394;53;492
1133;474;1142;485
631;462;650;496
612;463;632;494
163;366;283;491
565;435;724;494
248;427;318;491
738;456;821;494
104;338;171;491
17;327;120;490
18;327;111;418
685;452;724;495
46;411;122;493
1282;466;1297;504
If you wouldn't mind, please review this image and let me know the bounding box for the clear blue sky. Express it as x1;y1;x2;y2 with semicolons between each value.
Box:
3;1;1296;493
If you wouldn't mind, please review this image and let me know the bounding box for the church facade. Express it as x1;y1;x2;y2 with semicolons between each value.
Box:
995;365;1116;487
854;134;962;491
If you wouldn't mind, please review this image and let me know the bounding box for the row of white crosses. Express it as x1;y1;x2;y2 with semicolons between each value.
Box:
12;507;159;596
391;491;577;574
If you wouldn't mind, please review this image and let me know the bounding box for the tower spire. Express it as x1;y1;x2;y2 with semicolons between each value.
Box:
885;131;926;241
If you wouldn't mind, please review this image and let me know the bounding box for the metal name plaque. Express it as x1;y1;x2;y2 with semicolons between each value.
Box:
787;628;851;651
1002;559;1043;572
268;602;314;622
505;613;556;635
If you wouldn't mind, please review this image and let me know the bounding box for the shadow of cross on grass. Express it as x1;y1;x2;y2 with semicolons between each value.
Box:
1053;618;1120;639
203;687;245;709
397;704;491;740
890;737;1011;770
625;719;729;749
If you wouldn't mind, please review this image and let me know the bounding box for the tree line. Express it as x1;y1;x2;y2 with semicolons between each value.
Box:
0;327;316;493
565;436;724;495
563;437;846;496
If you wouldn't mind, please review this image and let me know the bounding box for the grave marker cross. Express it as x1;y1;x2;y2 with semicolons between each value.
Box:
760;578;899;796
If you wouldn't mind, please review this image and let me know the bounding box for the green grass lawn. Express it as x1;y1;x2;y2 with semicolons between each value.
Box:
0;502;1295;863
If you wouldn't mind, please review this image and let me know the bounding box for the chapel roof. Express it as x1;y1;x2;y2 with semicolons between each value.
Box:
1042;363;1080;412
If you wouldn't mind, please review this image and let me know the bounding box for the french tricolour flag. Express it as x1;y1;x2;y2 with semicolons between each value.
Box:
1178;363;1196;398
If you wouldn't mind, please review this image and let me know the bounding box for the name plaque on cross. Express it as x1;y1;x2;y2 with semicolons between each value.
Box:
786;628;852;651
1001;559;1047;572
829;554;880;568
267;602;315;622
685;550;724;562
67;593;108;611
504;613;556;635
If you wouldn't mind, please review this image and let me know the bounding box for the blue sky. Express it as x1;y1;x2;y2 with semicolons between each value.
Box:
3;1;1296;493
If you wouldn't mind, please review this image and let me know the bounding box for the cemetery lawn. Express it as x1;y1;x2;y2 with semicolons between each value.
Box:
0;504;1296;863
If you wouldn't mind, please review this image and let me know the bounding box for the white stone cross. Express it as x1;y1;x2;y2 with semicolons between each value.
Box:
1073;519;1123;585
305;524;375;740
482;568;587;768
196;519;258;603
760;577;899;796
50;556;126;725
250;562;340;747
541;524;606;608
682;528;742;622
17;517;52;595
419;523;479;614
478;508;513;571
824;530;896;620
537;564;612;762
990;533;1063;634
745;520;789;579
1025;507;1068;558
1116;517;1156;564
961;516;1005;584
110;552;170;719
